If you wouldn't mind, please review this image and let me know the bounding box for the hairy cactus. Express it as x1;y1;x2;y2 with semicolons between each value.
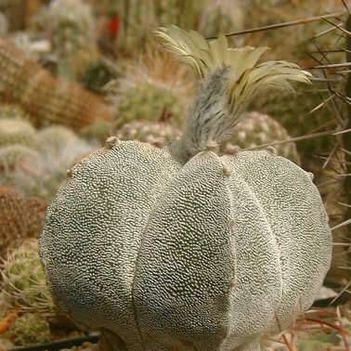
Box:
116;120;181;147
0;38;113;131
0;118;38;149
40;27;331;351
221;111;300;164
48;0;98;80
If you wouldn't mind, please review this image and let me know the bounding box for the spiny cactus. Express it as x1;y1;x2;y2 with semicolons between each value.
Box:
0;186;27;258
26;197;48;239
221;111;300;164
115;82;185;128
111;50;192;129
40;26;331;351
0;38;113;131
116;120;181;148
1;239;55;316
0;118;38;149
0;186;47;258
8;312;51;346
48;0;98;80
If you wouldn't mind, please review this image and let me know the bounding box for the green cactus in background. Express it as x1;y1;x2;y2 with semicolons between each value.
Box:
116;82;185;128
40;26;331;351
116;120;181;147
0;119;38;149
8;313;51;346
111;50;193;129
221;111;300;164
48;0;98;80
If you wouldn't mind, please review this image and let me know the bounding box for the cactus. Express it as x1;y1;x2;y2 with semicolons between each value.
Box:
112;50;192;128
8;313;51;346
0;119;38;149
0;38;113;131
116;82;185;128
1;239;55;316
221;111;300;164
48;0;98;80
26;197;48;239
0;186;28;259
0;104;29;120
116;120;181;148
0;145;41;171
37;125;78;153
0;186;47;258
40;26;331;351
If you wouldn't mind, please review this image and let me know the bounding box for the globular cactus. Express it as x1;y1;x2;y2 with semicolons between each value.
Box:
221;111;300;164
116;82;185;128
0;186;28;258
37;125;78;154
0;118;38;149
0;104;29;120
26;197;48;239
1;239;55;316
0;186;47;258
112;50;192;129
0;38;113;131
40;26;331;351
0;145;41;171
116;120;181;148
48;0;98;80
8;313;51;346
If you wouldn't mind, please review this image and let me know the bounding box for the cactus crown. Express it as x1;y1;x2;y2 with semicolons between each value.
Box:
155;25;312;161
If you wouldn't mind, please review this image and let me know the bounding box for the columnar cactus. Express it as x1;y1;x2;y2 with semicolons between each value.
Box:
48;0;98;80
0;38;113;131
40;26;332;351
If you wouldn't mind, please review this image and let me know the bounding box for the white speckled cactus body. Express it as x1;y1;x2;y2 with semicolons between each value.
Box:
40;27;332;351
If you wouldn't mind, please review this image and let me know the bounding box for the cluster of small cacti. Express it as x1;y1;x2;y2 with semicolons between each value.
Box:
47;0;99;80
0;38;113;131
